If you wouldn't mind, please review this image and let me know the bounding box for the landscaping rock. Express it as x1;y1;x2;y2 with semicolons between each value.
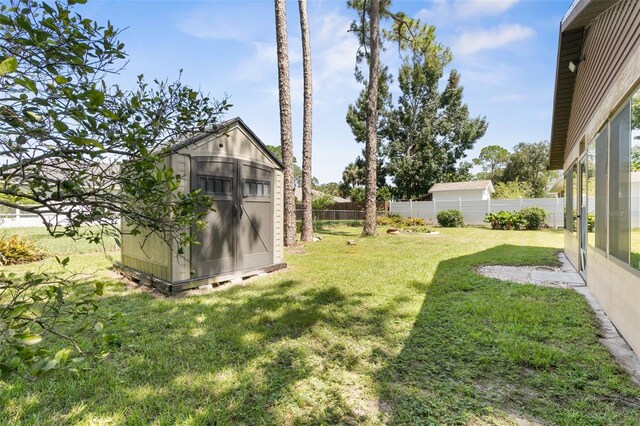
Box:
387;228;400;235
346;240;356;245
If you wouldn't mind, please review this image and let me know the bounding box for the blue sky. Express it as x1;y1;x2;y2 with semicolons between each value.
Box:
81;0;570;183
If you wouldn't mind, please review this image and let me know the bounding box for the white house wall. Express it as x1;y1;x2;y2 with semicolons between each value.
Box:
561;12;640;356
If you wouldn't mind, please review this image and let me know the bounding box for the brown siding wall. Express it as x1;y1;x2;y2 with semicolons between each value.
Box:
566;0;640;155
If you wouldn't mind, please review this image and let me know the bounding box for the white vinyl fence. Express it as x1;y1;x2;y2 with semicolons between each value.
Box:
390;197;566;228
0;207;68;229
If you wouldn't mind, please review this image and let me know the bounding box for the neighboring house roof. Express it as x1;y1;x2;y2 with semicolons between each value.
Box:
294;187;349;203
168;117;285;170
549;0;615;169
428;180;495;193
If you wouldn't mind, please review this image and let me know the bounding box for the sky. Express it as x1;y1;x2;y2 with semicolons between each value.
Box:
80;0;571;183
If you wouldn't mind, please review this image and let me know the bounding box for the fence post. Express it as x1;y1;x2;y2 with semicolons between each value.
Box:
487;198;491;214
15;208;20;219
458;198;462;212
433;200;436;222
409;199;413;217
519;197;523;209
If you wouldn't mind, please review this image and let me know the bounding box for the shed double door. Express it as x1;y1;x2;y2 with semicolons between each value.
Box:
191;157;274;277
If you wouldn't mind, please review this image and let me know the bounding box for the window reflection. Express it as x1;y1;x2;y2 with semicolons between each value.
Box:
586;143;595;247
631;89;640;270
572;164;578;235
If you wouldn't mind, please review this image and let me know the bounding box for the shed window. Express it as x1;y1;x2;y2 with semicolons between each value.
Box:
198;176;232;195
244;180;270;197
609;101;631;264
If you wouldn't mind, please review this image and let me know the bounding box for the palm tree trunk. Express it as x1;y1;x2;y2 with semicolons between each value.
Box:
299;0;313;242
274;0;297;246
363;0;380;236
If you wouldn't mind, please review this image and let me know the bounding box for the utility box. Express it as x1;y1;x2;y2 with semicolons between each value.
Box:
117;117;286;294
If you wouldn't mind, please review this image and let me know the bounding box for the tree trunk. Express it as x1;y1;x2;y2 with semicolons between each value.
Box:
363;0;380;236
274;0;297;246
299;0;313;242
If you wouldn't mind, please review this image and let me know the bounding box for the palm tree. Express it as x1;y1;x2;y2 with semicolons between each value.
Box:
274;0;297;246
363;0;380;236
298;0;313;242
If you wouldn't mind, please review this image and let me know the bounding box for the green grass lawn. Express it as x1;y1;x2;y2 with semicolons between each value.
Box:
1;226;640;425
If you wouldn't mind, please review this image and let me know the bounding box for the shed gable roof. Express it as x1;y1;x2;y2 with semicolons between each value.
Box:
169;117;284;170
428;180;495;193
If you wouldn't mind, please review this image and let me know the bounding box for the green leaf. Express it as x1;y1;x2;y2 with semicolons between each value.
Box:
6;304;29;320
24;111;42;122
54;75;69;85
0;14;11;26
0;57;18;76
53;121;68;133
86;90;105;107
16;77;37;94
17;334;42;345
55;348;72;363
69;136;105;150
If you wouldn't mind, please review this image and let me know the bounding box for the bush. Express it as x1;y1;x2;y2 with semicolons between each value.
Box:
377;214;404;227
403;225;432;233
519;207;548;230
0;235;45;266
403;217;427;227
437;210;464;227
587;213;595;232
485;210;524;230
311;193;334;211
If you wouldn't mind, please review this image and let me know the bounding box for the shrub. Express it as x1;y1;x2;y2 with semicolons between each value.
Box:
377;214;404;227
403;217;427;227
0;235;45;266
403;225;432;233
587;213;595;232
311;193;334;211
519;207;549;230
437;210;464;227
485;210;524;230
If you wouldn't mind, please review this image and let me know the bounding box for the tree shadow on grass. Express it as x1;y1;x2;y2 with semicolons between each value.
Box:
377;244;640;425
2;276;399;425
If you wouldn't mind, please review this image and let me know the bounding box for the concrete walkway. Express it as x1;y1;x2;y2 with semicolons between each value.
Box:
477;253;640;386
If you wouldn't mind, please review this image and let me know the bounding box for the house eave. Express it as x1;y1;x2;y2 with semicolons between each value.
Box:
549;0;623;170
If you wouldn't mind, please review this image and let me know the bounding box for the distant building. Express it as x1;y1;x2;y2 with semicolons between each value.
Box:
428;180;495;202
294;187;350;203
549;0;640;355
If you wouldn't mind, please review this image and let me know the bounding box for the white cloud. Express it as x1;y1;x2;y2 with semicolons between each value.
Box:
457;0;520;19
453;24;535;55
417;0;520;24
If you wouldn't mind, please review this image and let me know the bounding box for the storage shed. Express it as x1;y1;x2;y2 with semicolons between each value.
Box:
118;117;286;294
428;180;495;202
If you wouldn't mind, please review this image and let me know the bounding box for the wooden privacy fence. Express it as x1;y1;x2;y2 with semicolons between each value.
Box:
390;198;569;228
295;201;389;221
295;201;389;211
